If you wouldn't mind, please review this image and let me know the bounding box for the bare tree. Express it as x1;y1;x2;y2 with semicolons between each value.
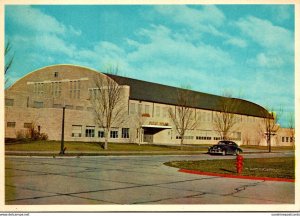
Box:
213;93;241;140
5;40;14;84
262;107;281;153
168;87;199;150
91;67;126;150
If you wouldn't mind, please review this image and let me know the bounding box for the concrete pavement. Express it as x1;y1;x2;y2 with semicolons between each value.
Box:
5;153;295;205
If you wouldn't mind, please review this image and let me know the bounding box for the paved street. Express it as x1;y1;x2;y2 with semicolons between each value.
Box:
5;152;295;205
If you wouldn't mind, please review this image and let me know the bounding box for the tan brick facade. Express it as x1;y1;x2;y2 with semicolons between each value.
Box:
5;64;294;146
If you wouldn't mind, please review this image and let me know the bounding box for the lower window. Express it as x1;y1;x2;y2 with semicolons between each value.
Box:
110;130;118;138
121;128;129;138
86;126;95;137
98;131;104;138
72;125;82;137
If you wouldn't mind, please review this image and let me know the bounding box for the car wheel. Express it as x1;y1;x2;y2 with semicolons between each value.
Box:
222;150;226;156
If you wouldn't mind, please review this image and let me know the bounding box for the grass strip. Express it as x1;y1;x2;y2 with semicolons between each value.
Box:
164;157;295;179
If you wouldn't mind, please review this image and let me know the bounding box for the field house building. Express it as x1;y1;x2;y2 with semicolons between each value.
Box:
5;64;294;147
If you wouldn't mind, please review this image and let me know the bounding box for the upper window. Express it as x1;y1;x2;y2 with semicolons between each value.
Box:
156;106;160;117
145;105;150;115
54;72;59;77
70;80;80;99
34;83;44;95
130;103;136;114
5;99;14;106
51;82;62;98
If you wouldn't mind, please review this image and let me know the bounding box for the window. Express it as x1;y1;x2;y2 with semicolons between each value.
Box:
145;105;150;115
89;88;100;100
52;82;62;98
196;136;212;140
54;72;59;77
5;99;14;106
98;131;104;138
130;103;136;114
138;104;142;114
24;123;32;128
286;137;289;142
65;105;73;109
290;137;294;143
34;83;44;95
156;106;160;117
122;128;129;138
163;107;168;118
70;81;80;99
34;101;43;108
7;122;16;128
110;130;118;138
282;137;285;142
72;125;82;137
85;126;95;137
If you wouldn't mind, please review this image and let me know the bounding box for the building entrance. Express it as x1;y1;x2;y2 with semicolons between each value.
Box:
142;124;172;144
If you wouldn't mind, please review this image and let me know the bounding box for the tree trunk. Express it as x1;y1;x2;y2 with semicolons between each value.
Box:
104;129;109;150
180;137;184;150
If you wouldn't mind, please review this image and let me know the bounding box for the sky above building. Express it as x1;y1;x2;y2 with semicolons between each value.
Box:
5;4;295;127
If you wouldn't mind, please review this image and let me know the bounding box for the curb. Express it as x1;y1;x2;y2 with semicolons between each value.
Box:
179;169;295;183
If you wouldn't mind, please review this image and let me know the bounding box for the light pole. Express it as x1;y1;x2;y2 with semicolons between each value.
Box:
60;105;66;155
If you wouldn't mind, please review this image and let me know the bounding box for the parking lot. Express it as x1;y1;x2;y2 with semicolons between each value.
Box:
5;151;295;208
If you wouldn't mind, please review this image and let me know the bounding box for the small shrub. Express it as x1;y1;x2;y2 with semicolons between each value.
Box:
15;123;48;141
40;133;48;141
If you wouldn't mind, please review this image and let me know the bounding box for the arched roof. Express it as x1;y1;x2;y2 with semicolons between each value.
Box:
106;73;270;118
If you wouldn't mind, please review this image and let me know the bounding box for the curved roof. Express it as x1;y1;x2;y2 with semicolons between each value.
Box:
106;73;270;118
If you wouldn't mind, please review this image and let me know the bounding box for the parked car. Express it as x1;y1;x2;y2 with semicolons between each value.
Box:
208;141;243;156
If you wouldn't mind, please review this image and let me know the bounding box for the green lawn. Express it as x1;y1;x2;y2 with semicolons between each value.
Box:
5;140;208;152
240;145;294;151
164;157;295;179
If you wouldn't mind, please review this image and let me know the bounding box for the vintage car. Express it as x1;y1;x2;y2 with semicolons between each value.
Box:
208;141;243;156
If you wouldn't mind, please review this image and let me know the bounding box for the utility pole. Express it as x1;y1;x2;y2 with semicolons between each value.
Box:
60;106;66;155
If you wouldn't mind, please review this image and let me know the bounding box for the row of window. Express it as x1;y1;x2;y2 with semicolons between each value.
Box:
72;125;130;139
32;80;81;99
196;136;212;140
7;122;32;129
128;102;261;124
281;137;294;143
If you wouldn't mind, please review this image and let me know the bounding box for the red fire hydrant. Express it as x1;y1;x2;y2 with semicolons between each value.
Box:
236;155;244;175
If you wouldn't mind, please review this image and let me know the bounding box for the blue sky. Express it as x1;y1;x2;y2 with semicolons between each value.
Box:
5;4;295;127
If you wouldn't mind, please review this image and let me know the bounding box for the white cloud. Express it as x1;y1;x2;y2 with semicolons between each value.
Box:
224;37;247;48
154;5;226;37
235;16;294;52
6;6;81;36
36;34;76;57
256;53;284;68
127;25;234;71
